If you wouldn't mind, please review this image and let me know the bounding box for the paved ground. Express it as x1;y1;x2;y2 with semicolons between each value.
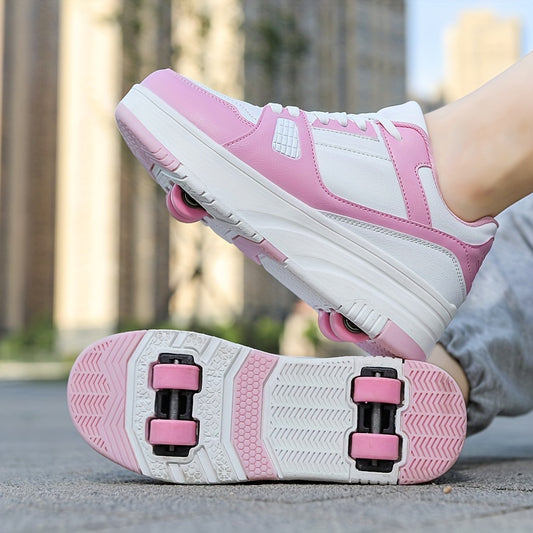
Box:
1;380;532;533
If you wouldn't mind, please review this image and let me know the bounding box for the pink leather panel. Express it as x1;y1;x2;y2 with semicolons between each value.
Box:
380;123;431;226
225;107;493;292
141;69;255;146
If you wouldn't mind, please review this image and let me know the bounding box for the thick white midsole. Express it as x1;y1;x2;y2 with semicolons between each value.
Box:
119;86;457;355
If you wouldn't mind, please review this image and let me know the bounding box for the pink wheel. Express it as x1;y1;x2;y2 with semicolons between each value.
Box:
350;433;399;461
152;364;200;391
148;419;198;446
318;311;342;341
166;185;206;223
329;312;369;343
352;376;401;404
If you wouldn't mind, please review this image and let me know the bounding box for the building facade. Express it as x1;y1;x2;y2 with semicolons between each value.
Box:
444;9;521;103
0;0;406;353
240;0;407;321
0;0;59;335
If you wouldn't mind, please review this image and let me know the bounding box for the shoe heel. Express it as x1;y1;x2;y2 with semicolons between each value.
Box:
67;331;146;473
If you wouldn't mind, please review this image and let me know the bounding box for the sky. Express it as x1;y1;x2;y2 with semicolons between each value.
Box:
407;0;533;98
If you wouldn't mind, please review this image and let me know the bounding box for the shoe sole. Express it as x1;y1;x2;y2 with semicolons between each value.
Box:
67;330;466;485
115;86;456;360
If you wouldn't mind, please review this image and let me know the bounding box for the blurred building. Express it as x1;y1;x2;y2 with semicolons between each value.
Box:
55;0;174;351
0;0;406;354
444;9;522;103
0;0;59;336
240;0;406;321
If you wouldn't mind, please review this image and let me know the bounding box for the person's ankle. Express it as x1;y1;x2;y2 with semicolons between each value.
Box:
424;108;491;223
428;343;470;404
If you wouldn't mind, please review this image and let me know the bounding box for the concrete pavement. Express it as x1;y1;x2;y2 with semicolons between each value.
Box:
1;380;532;533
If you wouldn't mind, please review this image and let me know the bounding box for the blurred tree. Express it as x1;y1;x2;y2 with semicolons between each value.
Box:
116;0;173;328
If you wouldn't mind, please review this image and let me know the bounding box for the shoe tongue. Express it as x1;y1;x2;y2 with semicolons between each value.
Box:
378;101;428;134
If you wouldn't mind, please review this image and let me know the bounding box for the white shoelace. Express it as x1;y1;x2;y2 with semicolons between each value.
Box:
268;103;402;140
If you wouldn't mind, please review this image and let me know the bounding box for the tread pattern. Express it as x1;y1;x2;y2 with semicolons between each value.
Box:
232;350;278;480
399;360;466;484
192;338;243;482
68;330;466;485
67;331;145;472
266;359;355;480
130;331;242;483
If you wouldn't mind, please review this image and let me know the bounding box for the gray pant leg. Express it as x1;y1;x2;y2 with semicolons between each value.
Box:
440;195;533;435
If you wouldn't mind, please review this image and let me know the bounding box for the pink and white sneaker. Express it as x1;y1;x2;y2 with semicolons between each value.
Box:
68;330;466;485
115;69;497;360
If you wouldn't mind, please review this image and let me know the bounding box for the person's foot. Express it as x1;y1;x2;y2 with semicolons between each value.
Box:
68;330;466;485
115;69;497;360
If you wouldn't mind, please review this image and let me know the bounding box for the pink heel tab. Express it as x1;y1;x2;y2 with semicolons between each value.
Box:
394;116;500;235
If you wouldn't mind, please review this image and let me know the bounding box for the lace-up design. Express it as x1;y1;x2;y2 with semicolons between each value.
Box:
268;103;402;139
116;68;498;360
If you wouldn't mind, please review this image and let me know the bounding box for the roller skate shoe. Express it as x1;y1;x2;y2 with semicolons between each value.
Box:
68;330;466;485
115;70;498;359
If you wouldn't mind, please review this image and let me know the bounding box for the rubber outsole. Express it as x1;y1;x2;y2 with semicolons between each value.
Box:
68;330;466;485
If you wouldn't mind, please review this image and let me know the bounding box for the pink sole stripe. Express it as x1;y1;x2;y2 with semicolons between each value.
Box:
115;103;180;173
67;331;146;473
372;321;426;361
232;235;287;265
399;360;466;484
231;350;279;480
